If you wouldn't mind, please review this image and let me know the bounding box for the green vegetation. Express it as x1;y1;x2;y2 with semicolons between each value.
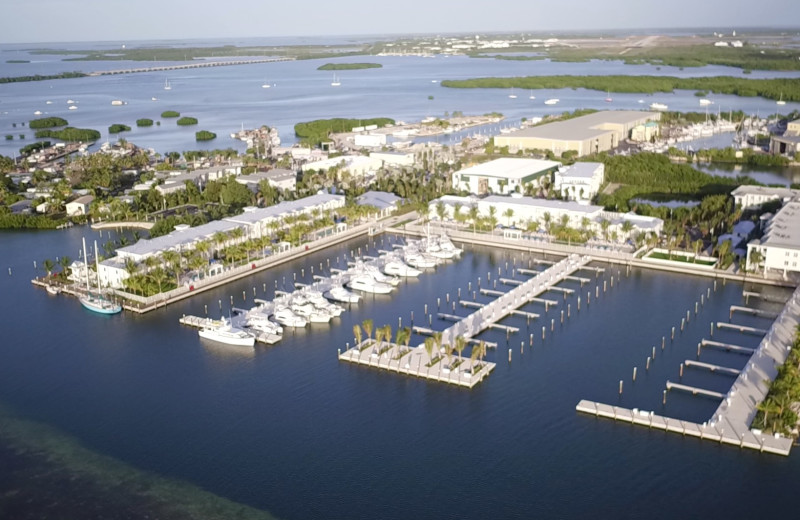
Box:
533;108;598;126
440;75;800;102
29;117;68;129
470;54;545;61
34;127;100;142
4;135;11;141
646;251;716;266
136;118;154;127
176;116;198;126
0;71;86;84
108;123;131;134
544;44;800;71
6;59;30;63
694;147;791;167
660;110;745;125
317;62;382;70
195;130;217;141
294;117;394;146
0;213;67;229
161;110;180;118
594;153;753;212
752;326;800;436
19;141;51;156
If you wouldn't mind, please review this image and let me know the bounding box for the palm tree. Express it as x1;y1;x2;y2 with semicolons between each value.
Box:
362;319;374;346
542;212;552;234
58;255;72;277
435;201;447;222
487;206;498;232
468;205;479;234
503;208;514;227
621;220;634;242
454;336;467;361
353;324;363;347
148;266;169;294
599;218;610;242
424;337;435;368
580;216;591;232
161;250;182;287
452;202;463;224
42;259;55;278
374;326;386;353
748;249;764;275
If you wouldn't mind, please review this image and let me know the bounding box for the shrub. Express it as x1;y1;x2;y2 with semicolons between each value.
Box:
136;118;154;127
176;117;198;126
195;130;216;141
161;110;180;118
108;124;131;134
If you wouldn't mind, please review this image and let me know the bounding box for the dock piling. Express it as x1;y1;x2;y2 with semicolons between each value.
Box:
508;348;512;362
561;310;564;323
663;390;667;405
681;318;685;331
542;326;546;340
568;304;571;317
619;380;623;395
680;363;684;377
646;357;651;370
671;327;675;340
551;318;554;331
218;299;222;309
204;304;207;315
661;336;665;350
710;322;714;337
633;367;637;381
652;346;656;359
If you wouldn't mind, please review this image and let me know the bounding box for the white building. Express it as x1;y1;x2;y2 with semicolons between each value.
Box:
553;162;605;202
428;194;662;239
65;195;94;216
353;133;387;148
452;158;561;196
747;200;800;278
302;155;382;179
236;169;297;192
731;186;800;210
99;193;345;288
155;164;243;195
369;151;415;167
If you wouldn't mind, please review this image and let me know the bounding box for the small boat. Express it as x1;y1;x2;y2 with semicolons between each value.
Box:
163;79;171;90
331;74;341;87
45;100;53;105
67;99;75;104
777;93;786;106
431;80;438;83
34;110;42;115
261;81;271;89
291;303;332;323
529;90;536;100
404;252;438;269
68;105;78;110
382;260;421;277
324;285;360;303
151;97;158;101
508;88;517;99
199;317;255;347
604;90;613;102
650;102;668;111
544;98;559;105
245;312;283;335
699;99;712;106
637;99;645;104
110;99;125;106
46;285;61;295
347;274;393;294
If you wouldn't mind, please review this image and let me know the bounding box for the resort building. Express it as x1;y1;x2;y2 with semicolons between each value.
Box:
98;193;345;288
301;155;382;179
731;186;800;211
493;110;661;157
747;200;800;278
236;169;297;192
356;191;402;217
428;194;663;239
552;162;605;202
452;158;561;196
369;151;416;167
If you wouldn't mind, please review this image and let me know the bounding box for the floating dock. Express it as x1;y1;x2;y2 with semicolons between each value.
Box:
665;381;725;399
684;360;741;376
716;322;769;335
339;340;495;388
179;314;282;344
700;339;755;355
577;284;800;456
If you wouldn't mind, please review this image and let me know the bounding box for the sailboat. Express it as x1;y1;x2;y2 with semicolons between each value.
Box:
777;93;786;106
79;237;122;315
331;74;341;87
529;90;536;100
163;78;171;91
508;88;517;99
261;80;271;89
605;90;613;102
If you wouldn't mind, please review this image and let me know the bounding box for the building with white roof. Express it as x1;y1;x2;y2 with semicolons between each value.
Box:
301;155;382;179
428;194;662;240
65;195;94;216
553;162;605;202
356;191;402;217
747;200;800;277
369;151;415;167
452;158;561;196
236;169;297;192
732;186;800;211
99;193;345;288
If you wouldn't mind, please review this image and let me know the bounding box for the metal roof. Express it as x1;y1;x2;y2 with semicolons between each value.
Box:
456;158;560;180
502;110;658;142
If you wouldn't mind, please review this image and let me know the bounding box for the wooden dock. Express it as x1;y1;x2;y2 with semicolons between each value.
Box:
339;340;495;388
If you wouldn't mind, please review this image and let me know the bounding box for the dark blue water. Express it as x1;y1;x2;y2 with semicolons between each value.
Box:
3;50;800;157
0;226;797;519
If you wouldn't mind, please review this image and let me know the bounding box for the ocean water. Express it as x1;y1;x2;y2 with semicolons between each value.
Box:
0;225;797;519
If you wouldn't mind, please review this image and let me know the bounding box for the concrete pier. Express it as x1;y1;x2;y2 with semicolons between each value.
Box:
666;381;726;399
716;322;769;335
684;360;741;376
700;339;755;355
730;305;780;319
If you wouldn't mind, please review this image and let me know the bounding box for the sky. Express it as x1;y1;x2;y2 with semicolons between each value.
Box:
2;0;799;44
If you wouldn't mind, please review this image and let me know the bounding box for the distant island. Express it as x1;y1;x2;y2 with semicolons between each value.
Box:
440;75;800;102
317;63;382;71
295;117;394;146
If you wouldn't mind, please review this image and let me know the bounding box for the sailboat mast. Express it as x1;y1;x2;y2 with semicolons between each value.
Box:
82;237;90;292
94;240;102;291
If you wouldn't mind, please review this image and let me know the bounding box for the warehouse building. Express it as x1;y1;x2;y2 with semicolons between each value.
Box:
452;158;561;195
493;111;660;157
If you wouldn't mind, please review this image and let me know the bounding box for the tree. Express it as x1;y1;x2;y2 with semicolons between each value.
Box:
58;255;72;277
424;337;435;369
435;201;447;222
362;319;374;345
161;250;182;287
42;258;55;277
488;206;498;232
454;335;467;361
468;205;479;234
748;248;764;275
503;208;514;227
542;212;552;234
148;266;169;294
599;218;610;241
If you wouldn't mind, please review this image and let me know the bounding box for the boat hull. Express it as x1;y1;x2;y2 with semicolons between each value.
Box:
80;296;122;315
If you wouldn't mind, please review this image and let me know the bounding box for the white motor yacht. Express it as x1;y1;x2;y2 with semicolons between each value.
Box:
437;235;462;257
246;312;283;335
291;302;332;323
198;318;256;347
404;252;438;269
382;260;421;277
272;306;308;327
347;274;393;294
324;285;361;303
359;264;400;286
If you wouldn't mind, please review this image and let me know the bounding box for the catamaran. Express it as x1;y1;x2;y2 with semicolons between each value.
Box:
79;238;122;315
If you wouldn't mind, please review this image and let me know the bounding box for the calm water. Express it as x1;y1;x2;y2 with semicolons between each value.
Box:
2;49;800;157
0;225;797;519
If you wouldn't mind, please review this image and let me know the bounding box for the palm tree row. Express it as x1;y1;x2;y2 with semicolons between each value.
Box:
753;326;800;436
